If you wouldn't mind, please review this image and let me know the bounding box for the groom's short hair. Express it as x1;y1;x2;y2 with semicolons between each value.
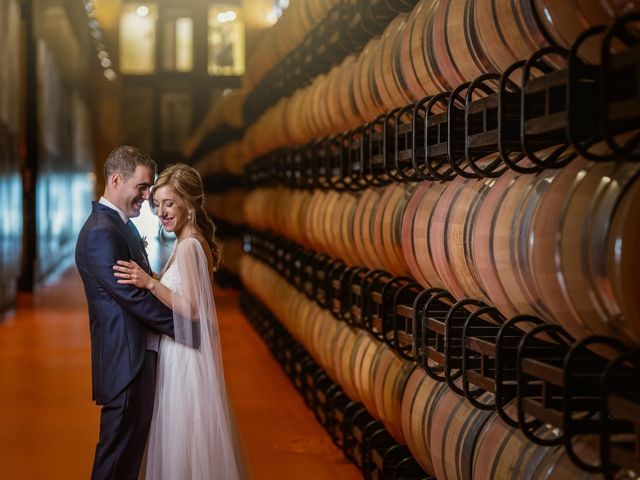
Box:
104;145;157;181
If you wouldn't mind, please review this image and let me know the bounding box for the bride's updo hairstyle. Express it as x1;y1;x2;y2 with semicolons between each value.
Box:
152;163;221;270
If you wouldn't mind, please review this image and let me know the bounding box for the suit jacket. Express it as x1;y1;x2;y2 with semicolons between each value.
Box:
75;202;175;405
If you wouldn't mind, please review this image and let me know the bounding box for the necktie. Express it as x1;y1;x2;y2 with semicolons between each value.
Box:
126;219;142;242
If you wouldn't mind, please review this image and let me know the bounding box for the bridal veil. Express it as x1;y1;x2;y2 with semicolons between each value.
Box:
143;238;244;479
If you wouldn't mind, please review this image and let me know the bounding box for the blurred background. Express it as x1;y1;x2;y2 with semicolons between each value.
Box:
0;0;278;310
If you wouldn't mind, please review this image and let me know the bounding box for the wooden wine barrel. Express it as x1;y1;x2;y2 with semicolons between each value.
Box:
373;184;404;274
350;330;383;419
400;0;441;100
336;55;365;130
370;343;415;443
504;167;567;320
243;189;266;232
443;0;497;85
401;181;434;287
504;165;570;322
306;304;328;367
533;0;616;65
426;0;467;92
333;322;362;402
473;402;626;480
263;98;289;154
353;37;386;123
446;172;496;304
527;158;592;338
391;10;416;105
268;186;284;234
317;72;338;138
472;168;524;317
285;88;310;145
325;64;351;133
558;157;640;344
365;186;394;271
473;400;557;480
244;189;260;230
294;189;315;248
292;294;314;346
260;98;289;155
318;189;342;258
312;310;342;384
491;167;555;318
263;187;279;233
429;385;494;480
609;169;640;345
381;183;413;276
328;191;348;263
374;14;413;111
337;191;363;266
281;187;298;235
352;188;386;270
219;237;244;276
369;342;399;422
287;86;315;145
474;0;551;76
410;180;448;289
529;437;605;479
400;366;448;476
430;175;470;299
303;189;328;252
308;74;331;139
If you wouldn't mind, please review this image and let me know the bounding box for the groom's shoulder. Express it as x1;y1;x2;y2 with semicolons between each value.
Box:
78;209;121;244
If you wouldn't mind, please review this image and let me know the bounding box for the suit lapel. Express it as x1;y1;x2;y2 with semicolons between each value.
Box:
94;203;151;273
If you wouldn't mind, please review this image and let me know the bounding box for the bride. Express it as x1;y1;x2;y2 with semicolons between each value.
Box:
113;164;243;479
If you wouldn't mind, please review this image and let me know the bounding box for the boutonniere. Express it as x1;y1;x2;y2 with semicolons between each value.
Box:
141;235;148;249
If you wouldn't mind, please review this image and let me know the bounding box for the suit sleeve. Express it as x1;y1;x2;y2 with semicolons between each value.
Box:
85;224;175;338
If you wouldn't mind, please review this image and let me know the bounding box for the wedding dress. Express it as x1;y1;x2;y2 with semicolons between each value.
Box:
142;237;242;480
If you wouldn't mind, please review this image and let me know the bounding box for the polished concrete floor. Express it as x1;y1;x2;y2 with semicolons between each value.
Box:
0;266;359;479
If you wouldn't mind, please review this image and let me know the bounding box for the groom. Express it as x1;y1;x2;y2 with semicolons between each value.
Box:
76;146;183;480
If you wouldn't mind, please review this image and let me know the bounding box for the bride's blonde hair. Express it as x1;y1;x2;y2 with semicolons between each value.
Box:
152;163;221;270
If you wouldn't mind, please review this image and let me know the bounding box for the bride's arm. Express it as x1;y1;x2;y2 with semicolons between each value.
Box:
113;260;198;319
146;277;174;309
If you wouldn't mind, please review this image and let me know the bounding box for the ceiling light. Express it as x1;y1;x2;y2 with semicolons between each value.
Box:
104;69;117;81
217;10;237;23
265;11;278;25
100;57;112;68
136;5;150;17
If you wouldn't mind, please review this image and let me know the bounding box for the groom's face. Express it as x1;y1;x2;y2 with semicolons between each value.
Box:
115;165;154;218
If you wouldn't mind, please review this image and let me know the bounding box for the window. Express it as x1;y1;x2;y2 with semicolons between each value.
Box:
120;3;158;74
160;92;192;153
208;5;245;76
162;14;193;72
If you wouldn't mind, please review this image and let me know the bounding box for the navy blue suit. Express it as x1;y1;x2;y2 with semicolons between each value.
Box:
76;202;175;480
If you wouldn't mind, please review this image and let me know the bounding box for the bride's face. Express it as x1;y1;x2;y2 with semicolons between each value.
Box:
152;185;191;234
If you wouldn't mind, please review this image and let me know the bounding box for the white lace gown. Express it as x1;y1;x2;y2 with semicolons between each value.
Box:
142;238;242;480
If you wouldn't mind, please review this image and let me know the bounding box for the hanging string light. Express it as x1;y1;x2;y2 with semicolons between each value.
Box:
83;0;117;81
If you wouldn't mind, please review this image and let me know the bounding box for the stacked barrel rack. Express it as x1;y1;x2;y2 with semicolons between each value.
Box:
191;1;640;478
